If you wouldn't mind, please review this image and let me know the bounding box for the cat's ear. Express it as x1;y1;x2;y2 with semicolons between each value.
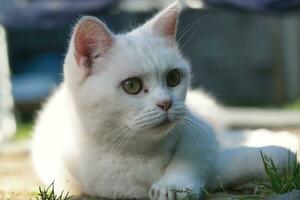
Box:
72;16;114;76
142;2;181;40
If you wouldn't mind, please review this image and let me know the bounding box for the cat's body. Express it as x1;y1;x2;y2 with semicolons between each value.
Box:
32;3;298;199
33;85;217;198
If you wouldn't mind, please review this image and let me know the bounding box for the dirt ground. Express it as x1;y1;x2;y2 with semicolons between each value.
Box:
1;128;300;200
0;150;39;199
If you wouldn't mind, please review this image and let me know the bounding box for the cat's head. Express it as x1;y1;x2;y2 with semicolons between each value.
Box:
64;3;191;137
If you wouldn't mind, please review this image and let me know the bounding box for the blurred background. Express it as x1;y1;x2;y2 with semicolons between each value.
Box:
0;0;300;197
1;0;300;141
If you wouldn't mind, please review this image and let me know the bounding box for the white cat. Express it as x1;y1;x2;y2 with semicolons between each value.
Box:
32;2;299;199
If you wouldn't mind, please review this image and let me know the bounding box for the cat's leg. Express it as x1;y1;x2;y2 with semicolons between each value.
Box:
149;113;218;200
210;129;299;188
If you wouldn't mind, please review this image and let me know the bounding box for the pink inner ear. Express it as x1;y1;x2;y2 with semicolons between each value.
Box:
75;33;96;68
153;5;179;38
74;18;113;73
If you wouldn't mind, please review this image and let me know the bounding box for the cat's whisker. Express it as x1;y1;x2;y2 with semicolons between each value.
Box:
107;112;159;144
171;111;186;116
110;125;137;146
135;116;166;130
177;15;206;42
114;133;131;152
184;117;209;131
179;25;201;51
172;104;186;111
133;114;165;127
177;16;206;44
113;126;135;140
132;111;161;124
178;14;208;51
182;119;210;151
124;128;142;144
134;109;158;116
111;130;132;149
181;122;203;151
113;128;136;151
111;128;129;144
183;118;211;138
170;108;187;116
114;127;142;153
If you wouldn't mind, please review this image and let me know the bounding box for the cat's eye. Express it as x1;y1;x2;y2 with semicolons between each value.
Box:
167;69;181;87
122;78;143;95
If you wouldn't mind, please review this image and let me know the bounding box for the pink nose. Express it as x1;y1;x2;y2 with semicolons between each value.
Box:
157;100;172;112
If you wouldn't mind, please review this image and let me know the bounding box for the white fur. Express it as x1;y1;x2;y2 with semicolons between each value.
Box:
186;90;225;132
32;3;299;200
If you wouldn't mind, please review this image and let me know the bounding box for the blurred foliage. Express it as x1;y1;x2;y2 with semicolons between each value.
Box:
285;98;300;110
15;122;33;140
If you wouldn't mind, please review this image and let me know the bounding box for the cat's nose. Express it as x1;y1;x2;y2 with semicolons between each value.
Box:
157;100;172;112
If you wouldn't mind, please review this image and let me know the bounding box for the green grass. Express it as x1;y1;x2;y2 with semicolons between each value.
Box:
260;151;300;194
32;182;72;200
208;151;300;200
14;122;33;140
232;151;300;200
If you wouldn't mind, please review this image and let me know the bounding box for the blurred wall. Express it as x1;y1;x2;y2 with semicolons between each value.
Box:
3;2;300;115
178;8;300;105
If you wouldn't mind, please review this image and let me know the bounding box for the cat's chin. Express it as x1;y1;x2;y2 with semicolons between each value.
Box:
149;117;179;134
157;118;173;128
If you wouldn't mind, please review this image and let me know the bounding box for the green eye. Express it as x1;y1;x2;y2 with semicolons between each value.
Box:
122;78;143;95
167;69;181;87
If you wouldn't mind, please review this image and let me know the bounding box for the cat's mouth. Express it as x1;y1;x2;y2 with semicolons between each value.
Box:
134;111;183;132
151;114;177;130
159;117;172;126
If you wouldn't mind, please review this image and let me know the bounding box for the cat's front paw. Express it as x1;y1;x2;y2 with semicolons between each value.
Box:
149;181;203;200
